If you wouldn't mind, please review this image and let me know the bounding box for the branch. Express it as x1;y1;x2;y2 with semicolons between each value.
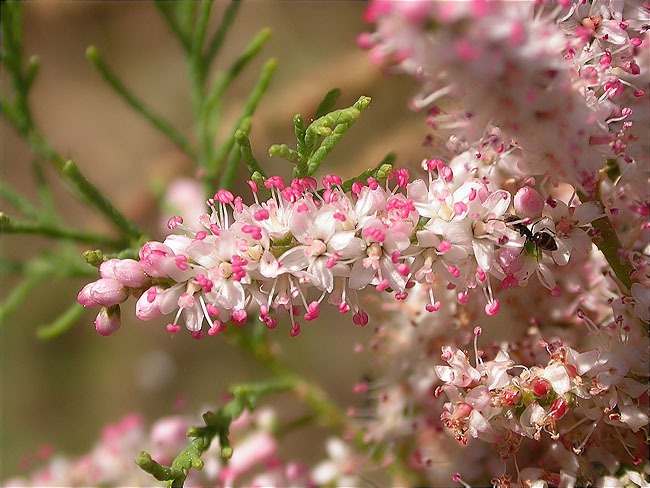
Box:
86;46;195;157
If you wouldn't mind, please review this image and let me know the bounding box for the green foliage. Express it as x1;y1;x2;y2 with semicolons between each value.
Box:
136;379;292;487
268;95;373;178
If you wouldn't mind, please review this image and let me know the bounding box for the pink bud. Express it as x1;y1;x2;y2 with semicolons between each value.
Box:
77;282;97;307
89;278;127;307
113;259;148;288
531;377;550;397
514;186;544;219
99;259;120;279
95;306;121;336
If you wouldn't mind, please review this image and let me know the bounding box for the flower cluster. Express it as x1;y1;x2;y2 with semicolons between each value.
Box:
69;1;650;486
359;0;649;203
356;267;648;486
4;408;362;487
352;2;649;485
78;167;608;337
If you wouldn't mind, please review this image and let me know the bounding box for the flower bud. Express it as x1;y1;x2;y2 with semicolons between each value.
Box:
99;259;119;280
531;377;551;397
548;396;569;421
113;259;148;288
95;306;121;336
514;186;544;219
89;278;128;307
77;282;97;307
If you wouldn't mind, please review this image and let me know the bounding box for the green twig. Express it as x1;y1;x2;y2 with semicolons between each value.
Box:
37;303;86;340
191;1;213;81
207;58;277;179
305;122;349;176
136;379;292;487
176;1;197;43
314;88;342;119
200;28;272;166
0;181;39;219
234;118;267;178
218;144;242;191
0;213;124;248
31;158;58;222
269;144;302;165
153;2;191;52
0;272;44;322
341;162;394;193
577;190;635;293
204;2;241;66
62;160;145;243
85;46;195;157
293;114;307;157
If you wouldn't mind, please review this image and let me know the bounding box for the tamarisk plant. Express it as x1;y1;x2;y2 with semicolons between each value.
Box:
2;1;649;487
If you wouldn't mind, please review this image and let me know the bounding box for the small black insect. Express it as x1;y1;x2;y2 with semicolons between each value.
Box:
503;214;558;254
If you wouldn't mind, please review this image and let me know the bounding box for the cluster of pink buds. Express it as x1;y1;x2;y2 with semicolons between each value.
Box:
78;166;602;337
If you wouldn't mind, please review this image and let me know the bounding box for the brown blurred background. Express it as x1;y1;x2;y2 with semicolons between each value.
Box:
1;1;428;479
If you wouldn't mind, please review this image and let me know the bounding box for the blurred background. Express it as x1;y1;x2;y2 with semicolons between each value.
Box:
1;1;428;479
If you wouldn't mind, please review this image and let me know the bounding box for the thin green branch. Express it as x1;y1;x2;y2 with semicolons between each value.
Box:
32;158;58;222
207;27;272;107
200;28;272;166
0;213;124;248
37;303;86;340
62;160;145;243
293;114;307;156
85;46;195;157
0;181;39;219
176;1;197;43
577;190;635;293
341;161;394;193
234;118;267;179
191;1;213;83
136;379;293;487
269;144;302;165
204;2;241;66
0;272;44;322
218;144;242;191
207;58;277;179
314;88;342;119
153;2;192;52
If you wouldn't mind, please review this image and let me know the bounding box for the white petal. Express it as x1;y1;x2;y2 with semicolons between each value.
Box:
543;363;571;395
278;246;309;272
618;403;649;432
309;257;334;292
349;259;376;290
